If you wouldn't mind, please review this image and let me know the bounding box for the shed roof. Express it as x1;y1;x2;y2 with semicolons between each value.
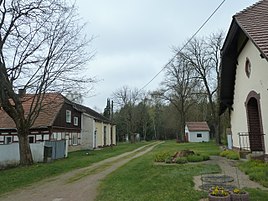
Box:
220;0;268;114
186;122;210;132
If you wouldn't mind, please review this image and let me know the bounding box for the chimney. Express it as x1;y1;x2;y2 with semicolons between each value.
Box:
18;88;26;97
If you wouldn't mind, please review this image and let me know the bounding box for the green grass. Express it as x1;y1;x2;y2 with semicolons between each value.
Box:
0;141;150;195
154;141;221;156
245;188;268;201
238;159;268;187
96;141;221;201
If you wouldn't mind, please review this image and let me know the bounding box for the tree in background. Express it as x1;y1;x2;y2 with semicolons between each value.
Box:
135;95;151;141
180;32;224;144
112;86;141;142
111;32;225;143
0;0;94;165
103;98;113;120
160;52;200;141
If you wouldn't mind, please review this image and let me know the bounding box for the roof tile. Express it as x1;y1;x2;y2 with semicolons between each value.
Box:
234;0;268;59
186;122;210;131
0;93;64;129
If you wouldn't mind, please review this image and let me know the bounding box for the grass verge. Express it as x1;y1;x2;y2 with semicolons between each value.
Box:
238;159;268;187
96;141;221;201
244;188;268;201
0;141;151;195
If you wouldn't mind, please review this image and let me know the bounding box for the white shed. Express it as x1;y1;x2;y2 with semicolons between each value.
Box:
185;122;210;142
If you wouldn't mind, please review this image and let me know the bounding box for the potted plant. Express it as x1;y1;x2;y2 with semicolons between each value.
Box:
230;188;249;201
208;186;231;201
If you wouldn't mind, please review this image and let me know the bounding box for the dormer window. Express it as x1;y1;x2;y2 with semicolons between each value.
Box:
66;110;71;123
245;57;251;78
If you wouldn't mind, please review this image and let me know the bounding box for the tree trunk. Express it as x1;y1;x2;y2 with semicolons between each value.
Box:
18;128;33;165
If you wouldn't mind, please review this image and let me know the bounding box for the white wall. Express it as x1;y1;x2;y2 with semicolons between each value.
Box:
189;131;210;142
81;113;94;150
0;142;45;167
31;142;45;162
231;40;268;154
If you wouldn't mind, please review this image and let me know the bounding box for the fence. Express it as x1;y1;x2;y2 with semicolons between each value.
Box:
238;132;265;152
0;140;68;168
44;140;67;161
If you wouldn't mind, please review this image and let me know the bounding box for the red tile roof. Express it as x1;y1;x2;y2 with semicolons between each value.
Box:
0;93;64;129
186;122;210;131
235;0;268;59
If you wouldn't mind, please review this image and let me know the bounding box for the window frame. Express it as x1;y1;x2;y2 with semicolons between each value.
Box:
28;136;35;143
72;133;78;145
73;116;79;126
5;136;12;144
197;133;202;138
245;57;251;78
66;110;72;123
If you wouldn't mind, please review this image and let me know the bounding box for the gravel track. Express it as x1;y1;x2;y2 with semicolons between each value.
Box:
0;142;162;201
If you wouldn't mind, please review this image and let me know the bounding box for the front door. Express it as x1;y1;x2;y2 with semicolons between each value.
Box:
247;97;264;151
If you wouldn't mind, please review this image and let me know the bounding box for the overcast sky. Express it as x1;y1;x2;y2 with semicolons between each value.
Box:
75;0;257;112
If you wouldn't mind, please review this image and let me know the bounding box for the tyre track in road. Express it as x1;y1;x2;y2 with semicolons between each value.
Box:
0;141;163;201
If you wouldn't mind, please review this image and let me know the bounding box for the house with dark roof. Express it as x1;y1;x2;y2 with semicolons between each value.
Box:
220;0;268;156
0;93;116;156
184;122;210;142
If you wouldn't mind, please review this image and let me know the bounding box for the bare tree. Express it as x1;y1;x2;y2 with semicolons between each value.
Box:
0;0;95;165
180;32;224;144
160;53;200;140
112;86;141;143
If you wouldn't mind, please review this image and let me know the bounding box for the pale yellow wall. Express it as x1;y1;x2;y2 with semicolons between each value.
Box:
95;121;103;147
112;125;116;145
231;40;268;153
94;121;117;147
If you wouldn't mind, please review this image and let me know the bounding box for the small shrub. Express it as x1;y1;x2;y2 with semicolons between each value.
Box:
175;157;188;164
187;154;204;162
220;150;229;157
227;152;240;160
165;156;173;164
154;152;171;162
202;154;210;161
220;150;240;160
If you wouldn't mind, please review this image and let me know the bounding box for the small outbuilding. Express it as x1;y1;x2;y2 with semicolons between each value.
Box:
185;122;210;142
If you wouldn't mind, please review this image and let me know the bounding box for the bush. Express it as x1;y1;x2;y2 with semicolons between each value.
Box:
175;157;188;164
165;156;173;164
187;154;204;162
220;150;240;160
202;154;210;161
154;152;171;162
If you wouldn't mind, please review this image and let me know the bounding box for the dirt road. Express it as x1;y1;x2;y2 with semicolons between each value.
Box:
0;142;162;201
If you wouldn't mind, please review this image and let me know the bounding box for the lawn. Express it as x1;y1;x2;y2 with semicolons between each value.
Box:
96;141;268;201
0;141;150;195
96;141;221;201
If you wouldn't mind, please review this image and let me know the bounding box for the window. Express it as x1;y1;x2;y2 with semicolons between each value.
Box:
29;136;34;143
74;117;78;126
197;133;202;138
5;136;12;144
66;110;71;123
72;133;78;145
245;57;251;78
